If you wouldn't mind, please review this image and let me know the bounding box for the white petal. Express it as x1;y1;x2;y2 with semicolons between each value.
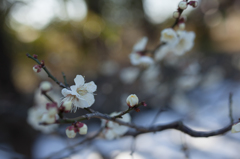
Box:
74;75;85;87
139;56;154;65
129;53;141;65
234;123;240;131
113;125;129;135
133;37;148;51
72;98;89;108
155;45;170;61
84;81;97;93
105;130;116;140
81;93;95;106
61;88;72;97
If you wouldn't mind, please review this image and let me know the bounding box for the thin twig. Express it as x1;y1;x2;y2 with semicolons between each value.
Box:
26;54;66;88
150;108;165;125
62;72;69;87
42;92;55;102
229;92;234;125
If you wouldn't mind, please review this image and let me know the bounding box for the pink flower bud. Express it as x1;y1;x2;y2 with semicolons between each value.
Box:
66;125;77;138
33;54;38;59
188;1;198;8
33;65;41;73
46;102;58;116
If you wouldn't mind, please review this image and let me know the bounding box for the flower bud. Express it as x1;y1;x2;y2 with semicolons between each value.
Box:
62;101;72;111
126;94;139;107
179;23;185;30
188;1;198;8
232;123;240;133
40;81;52;92
79;124;88;135
46;102;58;116
173;11;180;18
178;1;188;10
33;65;41;73
41;113;55;124
66;125;77;138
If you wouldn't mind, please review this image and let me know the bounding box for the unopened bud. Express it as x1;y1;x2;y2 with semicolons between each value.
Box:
66;125;77;138
126;94;139;107
48;107;58;116
188;1;198;8
33;54;38;59
179;23;185;30
173;11;180;18
232;123;240;133
79;124;88;135
41;113;55;124
40;81;52;92
33;65;41;73
62;101;72;111
46;102;58;116
178;1;188;10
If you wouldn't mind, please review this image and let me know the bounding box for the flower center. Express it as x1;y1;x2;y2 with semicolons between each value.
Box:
164;33;174;40
77;87;88;96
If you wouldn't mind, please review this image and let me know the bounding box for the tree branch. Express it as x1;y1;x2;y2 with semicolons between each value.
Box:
26;54;67;88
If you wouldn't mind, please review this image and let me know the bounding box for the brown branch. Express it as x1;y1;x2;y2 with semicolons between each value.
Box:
125;121;232;138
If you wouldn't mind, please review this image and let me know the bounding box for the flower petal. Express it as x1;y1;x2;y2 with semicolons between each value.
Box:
61;88;72;97
84;81;97;93
72;98;89;108
133;37;148;51
74;75;85;87
82;93;95;106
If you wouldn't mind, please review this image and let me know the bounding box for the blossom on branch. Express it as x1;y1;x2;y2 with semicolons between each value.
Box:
160;28;179;47
61;75;97;112
27;106;58;133
126;94;139;107
40;81;52;92
172;31;195;56
101;112;131;140
129;37;154;66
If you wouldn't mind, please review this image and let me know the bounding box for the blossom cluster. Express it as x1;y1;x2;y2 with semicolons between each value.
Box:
129;1;198;66
66;122;88;138
101;112;131;140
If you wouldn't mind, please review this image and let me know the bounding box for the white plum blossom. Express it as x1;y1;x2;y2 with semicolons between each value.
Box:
27;106;58;133
232;123;240;133
160;28;179;47
40;81;52;92
129;37;154;66
126;94;139;107
172;31;195;56
61;75;97;112
178;1;188;10
101;112;131;140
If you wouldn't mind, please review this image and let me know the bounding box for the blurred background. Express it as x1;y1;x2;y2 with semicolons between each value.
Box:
1;0;240;158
